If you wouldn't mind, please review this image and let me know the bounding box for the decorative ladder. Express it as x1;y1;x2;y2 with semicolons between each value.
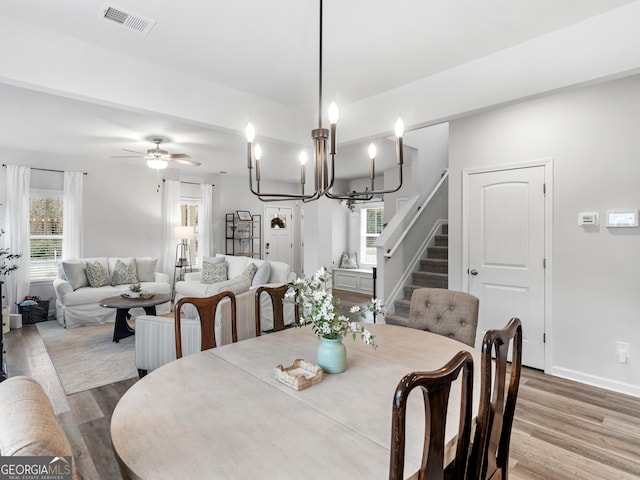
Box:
386;224;448;327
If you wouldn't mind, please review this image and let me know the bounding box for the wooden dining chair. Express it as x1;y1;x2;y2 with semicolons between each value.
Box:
174;291;237;358
389;350;474;480
254;284;299;336
467;317;523;480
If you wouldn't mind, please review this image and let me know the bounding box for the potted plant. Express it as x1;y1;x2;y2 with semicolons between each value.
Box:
129;283;142;298
285;267;384;374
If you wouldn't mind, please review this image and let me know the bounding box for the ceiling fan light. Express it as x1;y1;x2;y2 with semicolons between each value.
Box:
147;158;168;170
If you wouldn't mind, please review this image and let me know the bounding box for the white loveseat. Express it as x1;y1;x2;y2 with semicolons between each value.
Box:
53;257;171;328
134;254;297;375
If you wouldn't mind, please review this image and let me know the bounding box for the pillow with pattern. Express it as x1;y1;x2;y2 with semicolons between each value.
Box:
242;262;258;281
339;252;359;269
111;259;138;285
202;261;228;284
86;261;110;288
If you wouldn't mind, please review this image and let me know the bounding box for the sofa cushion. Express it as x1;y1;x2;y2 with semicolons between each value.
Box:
62;260;89;290
268;261;291;284
86;261;110;288
252;262;271;287
111;258;138;285
136;258;158;282
217;254;248;279
202;261;228;284
208;276;252;296
62;285;120;306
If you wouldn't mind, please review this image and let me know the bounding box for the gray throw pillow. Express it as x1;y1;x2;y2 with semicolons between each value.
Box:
242;262;258;281
111;259;138;285
86;261;110;288
202;261;228;284
62;261;89;290
136;258;158;282
252;262;271;286
339;252;359;269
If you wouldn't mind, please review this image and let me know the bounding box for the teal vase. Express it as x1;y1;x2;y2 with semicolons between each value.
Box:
317;336;347;374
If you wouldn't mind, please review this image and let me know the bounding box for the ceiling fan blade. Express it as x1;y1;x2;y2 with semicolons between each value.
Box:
170;157;201;167
168;153;191;159
111;155;145;158
122;148;146;154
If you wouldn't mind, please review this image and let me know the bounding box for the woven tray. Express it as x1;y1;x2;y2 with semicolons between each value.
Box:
275;359;324;391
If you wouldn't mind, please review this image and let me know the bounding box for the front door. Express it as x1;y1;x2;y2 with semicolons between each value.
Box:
264;206;293;266
467;165;547;369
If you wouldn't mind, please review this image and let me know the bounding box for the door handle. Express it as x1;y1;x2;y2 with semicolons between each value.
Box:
469;269;478;276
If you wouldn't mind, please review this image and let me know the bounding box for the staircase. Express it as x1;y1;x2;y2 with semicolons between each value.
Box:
386;224;448;327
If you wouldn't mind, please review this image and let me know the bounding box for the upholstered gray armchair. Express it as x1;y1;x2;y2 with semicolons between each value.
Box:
407;288;479;347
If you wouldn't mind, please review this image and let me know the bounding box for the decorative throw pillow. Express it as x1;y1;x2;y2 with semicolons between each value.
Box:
136;258;158;282
339;252;359;269
202;261;228;284
111;260;138;286
62;261;89;290
252;262;271;287
242;262;258;281
85;261;110;288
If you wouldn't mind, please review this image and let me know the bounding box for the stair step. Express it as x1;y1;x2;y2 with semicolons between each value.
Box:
419;258;448;274
412;271;448;288
427;246;448;260
434;234;448;247
403;283;448;299
386;313;409;328
441;224;448;235
394;298;411;316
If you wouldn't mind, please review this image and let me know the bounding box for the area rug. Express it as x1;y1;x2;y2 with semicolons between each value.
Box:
36;320;137;395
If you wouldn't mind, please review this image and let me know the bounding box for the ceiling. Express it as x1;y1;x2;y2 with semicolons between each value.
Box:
1;0;638;180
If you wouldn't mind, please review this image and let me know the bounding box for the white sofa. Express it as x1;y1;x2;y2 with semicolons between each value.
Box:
53;256;171;328
135;254;297;375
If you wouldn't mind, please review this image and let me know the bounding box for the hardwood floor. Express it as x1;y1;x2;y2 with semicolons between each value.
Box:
4;304;640;479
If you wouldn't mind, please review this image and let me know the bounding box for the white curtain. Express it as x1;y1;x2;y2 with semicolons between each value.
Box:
62;171;84;259
4;165;31;313
199;183;214;261
161;180;181;283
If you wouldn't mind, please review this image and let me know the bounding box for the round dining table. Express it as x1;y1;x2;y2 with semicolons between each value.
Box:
111;323;481;479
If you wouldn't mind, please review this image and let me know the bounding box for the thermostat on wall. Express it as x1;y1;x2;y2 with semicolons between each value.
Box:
578;212;599;226
606;210;638;227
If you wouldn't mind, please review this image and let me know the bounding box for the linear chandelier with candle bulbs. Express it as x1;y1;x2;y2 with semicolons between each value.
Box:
245;0;405;202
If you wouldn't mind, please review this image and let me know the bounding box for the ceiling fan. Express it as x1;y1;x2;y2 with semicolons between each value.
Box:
111;138;201;169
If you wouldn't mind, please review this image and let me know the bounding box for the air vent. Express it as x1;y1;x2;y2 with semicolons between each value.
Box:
99;3;156;36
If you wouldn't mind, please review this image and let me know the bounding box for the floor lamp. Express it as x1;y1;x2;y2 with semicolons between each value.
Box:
173;226;195;297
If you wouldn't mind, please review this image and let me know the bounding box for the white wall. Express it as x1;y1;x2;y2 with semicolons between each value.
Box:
449;73;640;396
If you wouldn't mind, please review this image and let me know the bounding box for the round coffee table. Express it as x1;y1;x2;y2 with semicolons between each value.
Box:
99;293;171;343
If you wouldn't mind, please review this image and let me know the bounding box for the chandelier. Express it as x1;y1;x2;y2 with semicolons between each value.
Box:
245;0;404;202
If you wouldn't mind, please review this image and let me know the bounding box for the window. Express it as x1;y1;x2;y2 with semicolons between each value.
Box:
180;199;199;266
30;192;63;279
360;203;384;265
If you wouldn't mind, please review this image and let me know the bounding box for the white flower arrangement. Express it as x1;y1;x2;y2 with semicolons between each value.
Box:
285;267;383;349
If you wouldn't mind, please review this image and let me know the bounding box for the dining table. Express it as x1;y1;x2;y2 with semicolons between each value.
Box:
110;323;481;479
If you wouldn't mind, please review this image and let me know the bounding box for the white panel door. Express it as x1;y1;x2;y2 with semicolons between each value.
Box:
468;166;546;369
264;206;293;266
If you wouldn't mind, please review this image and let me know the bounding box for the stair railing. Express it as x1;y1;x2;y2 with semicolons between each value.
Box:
373;171;449;315
384;170;449;259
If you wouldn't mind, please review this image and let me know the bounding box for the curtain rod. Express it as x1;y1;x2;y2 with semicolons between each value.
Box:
162;179;214;186
2;164;87;175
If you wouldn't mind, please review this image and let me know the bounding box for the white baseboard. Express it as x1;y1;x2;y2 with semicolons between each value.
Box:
550;366;640;398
